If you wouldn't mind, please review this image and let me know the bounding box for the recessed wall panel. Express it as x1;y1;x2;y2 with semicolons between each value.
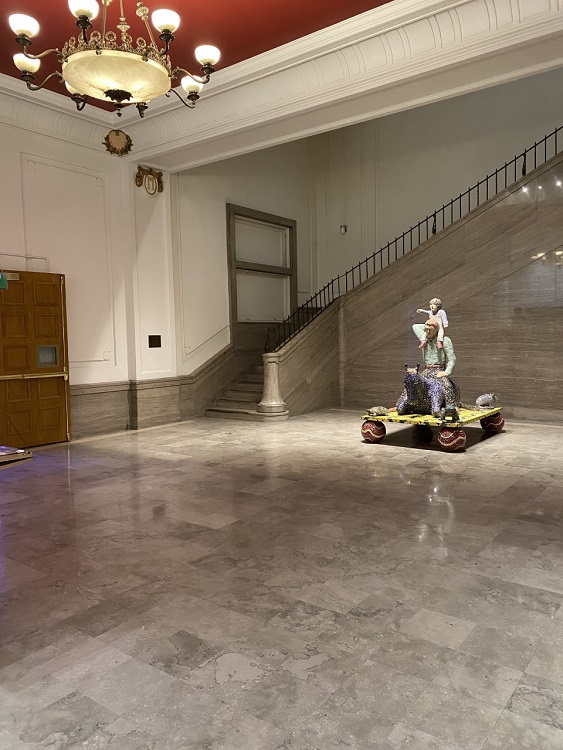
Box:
22;157;114;368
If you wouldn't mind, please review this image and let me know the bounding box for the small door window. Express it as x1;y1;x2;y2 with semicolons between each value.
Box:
37;345;58;367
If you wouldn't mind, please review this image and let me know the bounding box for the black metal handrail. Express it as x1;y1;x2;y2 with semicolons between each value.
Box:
265;124;563;352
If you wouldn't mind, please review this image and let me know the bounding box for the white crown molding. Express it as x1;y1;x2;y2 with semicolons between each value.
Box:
125;0;563;169
1;0;562;164
0;75;113;150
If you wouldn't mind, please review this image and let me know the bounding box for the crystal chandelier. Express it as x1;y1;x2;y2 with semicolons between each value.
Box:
9;1;220;117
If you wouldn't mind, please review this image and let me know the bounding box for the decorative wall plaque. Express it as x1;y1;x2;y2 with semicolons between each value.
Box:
135;166;164;195
103;129;133;156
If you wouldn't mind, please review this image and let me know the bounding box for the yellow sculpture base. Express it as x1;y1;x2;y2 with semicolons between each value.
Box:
361;406;504;451
362;406;502;429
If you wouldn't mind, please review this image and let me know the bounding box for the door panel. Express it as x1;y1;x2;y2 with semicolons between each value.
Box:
34;314;58;338
3;346;31;372
0;271;70;448
2;314;28;337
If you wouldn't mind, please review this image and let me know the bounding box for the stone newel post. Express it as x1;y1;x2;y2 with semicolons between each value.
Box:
257;353;288;415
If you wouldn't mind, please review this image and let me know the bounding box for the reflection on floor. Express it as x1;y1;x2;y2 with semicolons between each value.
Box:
1;409;563;749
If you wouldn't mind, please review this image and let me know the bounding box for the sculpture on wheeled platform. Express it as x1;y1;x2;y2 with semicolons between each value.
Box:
361;301;504;451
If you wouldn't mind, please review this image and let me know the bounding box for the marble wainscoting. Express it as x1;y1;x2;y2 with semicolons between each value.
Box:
70;381;131;439
342;153;563;422
276;303;340;416
129;378;182;431
70;347;260;439
1;411;563;748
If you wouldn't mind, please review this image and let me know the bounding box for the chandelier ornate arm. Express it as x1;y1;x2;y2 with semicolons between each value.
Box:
18;70;64;92
166;86;197;108
172;68;211;85
13;46;62;61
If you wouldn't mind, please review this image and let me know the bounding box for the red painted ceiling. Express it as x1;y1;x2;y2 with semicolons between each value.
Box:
2;0;395;110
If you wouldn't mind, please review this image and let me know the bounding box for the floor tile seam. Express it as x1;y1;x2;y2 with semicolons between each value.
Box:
475;706;508;750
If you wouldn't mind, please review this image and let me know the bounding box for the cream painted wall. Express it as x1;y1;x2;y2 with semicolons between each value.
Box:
173;140;314;375
309;122;377;284
0;118;131;386
133;171;177;380
375;67;563;253
311;67;563;286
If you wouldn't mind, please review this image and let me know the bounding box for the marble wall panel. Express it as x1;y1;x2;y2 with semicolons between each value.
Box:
70;382;130;439
129;379;181;430
278;304;340;415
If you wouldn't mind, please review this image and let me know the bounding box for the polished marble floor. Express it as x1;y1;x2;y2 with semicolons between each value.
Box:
1;409;563;749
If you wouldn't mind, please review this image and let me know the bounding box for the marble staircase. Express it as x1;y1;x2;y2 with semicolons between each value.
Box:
205;360;265;420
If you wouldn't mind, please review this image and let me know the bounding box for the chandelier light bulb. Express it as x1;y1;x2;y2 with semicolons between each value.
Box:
68;1;100;20
13;53;41;73
181;75;203;93
195;45;220;66
151;9;180;33
9;14;40;38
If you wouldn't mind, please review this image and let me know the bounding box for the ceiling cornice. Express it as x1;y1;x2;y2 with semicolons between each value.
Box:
1;0;562;167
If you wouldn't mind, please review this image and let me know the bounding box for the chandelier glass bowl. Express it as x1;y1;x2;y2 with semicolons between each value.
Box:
8;1;220;117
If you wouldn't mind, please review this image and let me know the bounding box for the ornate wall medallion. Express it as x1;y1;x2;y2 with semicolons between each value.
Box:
103;129;133;156
135;166;164;195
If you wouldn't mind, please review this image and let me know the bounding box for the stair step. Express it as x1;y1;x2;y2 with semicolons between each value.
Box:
229;382;263;393
240;374;263;384
223;389;260;400
216;398;260;410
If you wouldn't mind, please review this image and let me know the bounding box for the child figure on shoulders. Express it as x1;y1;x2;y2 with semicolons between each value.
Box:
416;297;448;350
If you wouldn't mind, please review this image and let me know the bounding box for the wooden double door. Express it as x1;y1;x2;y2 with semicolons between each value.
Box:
0;271;70;448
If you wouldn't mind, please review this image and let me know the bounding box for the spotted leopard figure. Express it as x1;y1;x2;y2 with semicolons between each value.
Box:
396;363;461;419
